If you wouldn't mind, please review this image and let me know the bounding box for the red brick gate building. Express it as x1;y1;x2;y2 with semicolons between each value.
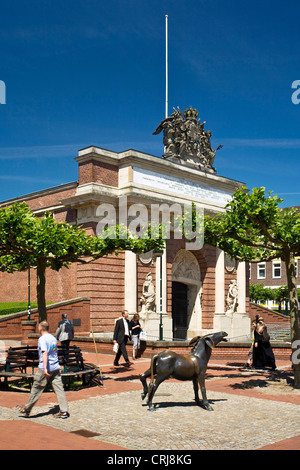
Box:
0;145;251;341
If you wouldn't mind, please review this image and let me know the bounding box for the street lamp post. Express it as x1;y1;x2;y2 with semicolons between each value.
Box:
27;268;31;320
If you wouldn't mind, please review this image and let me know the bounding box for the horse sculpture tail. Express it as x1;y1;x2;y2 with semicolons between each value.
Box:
150;354;158;384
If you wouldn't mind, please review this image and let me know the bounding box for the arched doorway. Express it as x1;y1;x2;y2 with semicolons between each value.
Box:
172;250;202;340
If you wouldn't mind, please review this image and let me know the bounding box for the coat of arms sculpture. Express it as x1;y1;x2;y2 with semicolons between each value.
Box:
153;106;219;172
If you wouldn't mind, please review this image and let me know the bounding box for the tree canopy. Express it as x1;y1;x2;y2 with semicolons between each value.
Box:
205;187;300;262
204;186;300;387
0;202;165;321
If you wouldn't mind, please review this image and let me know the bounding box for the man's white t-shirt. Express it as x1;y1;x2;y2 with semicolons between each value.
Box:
38;333;60;372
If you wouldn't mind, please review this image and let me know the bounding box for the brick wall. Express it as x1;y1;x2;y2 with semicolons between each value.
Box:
0;297;91;341
78;160;118;187
249;302;290;325
77;254;125;333
250;259;300;287
0;264;78;304
194;245;216;330
0;183;78;212
34;336;291;361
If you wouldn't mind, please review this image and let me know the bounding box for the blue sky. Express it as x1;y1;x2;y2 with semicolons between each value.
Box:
0;0;300;207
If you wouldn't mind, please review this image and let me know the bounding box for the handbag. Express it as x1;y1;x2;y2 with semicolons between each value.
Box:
140;330;147;341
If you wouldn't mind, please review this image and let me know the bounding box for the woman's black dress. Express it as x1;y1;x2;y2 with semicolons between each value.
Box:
252;328;276;370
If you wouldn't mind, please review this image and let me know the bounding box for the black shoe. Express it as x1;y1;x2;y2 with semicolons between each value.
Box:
113;362;119;367
125;361;133;367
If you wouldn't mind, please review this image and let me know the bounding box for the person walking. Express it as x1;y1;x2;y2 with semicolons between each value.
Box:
17;321;69;418
113;310;132;367
252;316;276;370
129;313;142;360
55;313;74;350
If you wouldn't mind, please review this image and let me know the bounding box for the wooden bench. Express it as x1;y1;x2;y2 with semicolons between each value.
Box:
0;345;101;390
58;346;101;388
0;345;37;389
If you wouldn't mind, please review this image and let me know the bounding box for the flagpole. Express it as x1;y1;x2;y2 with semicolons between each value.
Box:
165;14;168;119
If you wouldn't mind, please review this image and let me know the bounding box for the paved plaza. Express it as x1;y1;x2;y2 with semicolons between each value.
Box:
0;346;300;451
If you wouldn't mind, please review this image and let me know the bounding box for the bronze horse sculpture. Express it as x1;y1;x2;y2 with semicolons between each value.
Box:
139;331;228;411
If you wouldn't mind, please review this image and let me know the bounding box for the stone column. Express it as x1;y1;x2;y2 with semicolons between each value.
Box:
237;261;246;313
153;248;172;340
232;261;251;338
215;248;225;313
155;248;167;314
214;248;231;334
124;251;137;315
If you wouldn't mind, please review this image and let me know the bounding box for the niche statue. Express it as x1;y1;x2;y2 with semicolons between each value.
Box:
140;272;156;313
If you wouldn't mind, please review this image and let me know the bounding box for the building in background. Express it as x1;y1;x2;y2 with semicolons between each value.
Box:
249;205;300;311
0;108;251;340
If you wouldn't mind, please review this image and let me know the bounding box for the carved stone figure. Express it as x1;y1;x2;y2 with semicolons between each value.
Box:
153;106;217;171
172;249;200;282
226;280;239;314
140;272;156;313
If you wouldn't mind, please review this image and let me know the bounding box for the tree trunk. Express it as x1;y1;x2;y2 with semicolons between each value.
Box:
285;253;300;388
36;258;47;322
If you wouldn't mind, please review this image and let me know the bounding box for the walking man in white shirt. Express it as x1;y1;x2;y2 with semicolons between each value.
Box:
17;321;69;418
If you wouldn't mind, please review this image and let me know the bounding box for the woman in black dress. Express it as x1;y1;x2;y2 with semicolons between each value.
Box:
252;316;276;370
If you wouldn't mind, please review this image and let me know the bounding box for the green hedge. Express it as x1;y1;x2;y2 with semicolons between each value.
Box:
0;302;38;316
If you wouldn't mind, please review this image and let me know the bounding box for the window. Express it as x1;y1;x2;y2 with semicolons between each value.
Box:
295;260;298;278
257;262;266;279
272;261;281;279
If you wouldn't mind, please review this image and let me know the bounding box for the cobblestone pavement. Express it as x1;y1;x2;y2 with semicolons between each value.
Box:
1;368;300;450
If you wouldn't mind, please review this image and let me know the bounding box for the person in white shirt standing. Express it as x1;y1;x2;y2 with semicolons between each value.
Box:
113;310;132;367
17;321;69;418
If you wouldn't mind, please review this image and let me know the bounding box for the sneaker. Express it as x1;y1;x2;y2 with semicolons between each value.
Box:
16;405;30;417
54;411;69;419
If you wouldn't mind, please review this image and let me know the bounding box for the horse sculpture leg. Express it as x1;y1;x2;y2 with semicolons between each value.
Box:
147;374;167;411
139;369;151;400
192;377;200;405
198;372;213;411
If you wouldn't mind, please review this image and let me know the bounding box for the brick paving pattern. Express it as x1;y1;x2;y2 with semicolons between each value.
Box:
0;348;300;450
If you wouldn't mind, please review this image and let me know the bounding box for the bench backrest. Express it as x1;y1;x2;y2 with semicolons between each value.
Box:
57;346;84;373
5;345;84;373
5;346;39;372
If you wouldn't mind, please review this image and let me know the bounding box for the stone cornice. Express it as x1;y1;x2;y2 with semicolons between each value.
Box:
75;146;245;191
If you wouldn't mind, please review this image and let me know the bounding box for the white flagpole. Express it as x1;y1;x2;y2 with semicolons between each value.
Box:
165;14;168;119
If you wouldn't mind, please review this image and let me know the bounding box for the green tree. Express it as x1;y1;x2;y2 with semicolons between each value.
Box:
249;284;275;304
249;283;268;303
204;186;300;387
273;285;289;314
0;202;165;322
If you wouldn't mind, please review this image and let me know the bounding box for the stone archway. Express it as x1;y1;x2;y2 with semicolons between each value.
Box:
172;250;202;339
